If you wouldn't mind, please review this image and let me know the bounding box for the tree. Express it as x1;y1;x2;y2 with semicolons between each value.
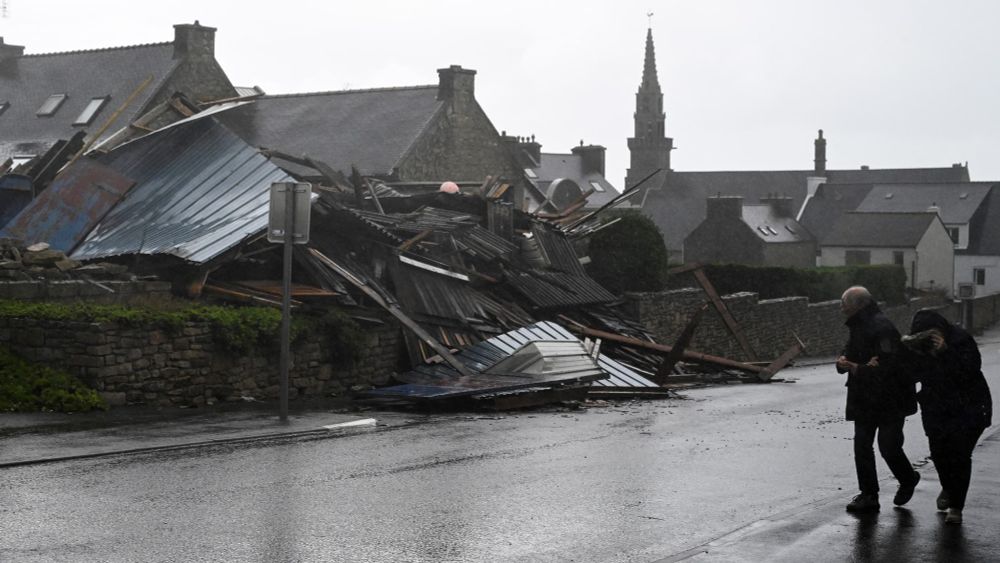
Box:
585;212;669;294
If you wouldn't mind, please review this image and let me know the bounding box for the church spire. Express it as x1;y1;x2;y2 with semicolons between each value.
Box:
641;28;660;92
626;26;673;189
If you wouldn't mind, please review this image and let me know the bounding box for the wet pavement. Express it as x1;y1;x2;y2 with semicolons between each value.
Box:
1;327;999;562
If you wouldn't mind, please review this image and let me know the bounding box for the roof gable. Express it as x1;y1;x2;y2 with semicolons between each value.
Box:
215;87;444;176
798;183;874;243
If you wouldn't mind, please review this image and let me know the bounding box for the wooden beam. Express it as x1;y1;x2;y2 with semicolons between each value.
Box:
398;230;432;252
758;333;806;381
654;302;709;382
691;267;758;361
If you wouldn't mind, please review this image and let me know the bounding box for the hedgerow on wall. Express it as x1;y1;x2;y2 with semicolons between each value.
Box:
585;212;671;294
665;264;907;305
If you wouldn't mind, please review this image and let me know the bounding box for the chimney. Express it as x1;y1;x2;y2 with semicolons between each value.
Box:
518;134;541;167
0;38;25;73
173;21;217;59
571;142;606;176
706;195;743;221
760;194;795;218
437;65;476;108
814;129;826;175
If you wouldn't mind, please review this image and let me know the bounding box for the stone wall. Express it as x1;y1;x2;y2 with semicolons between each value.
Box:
0;316;402;408
0;280;173;305
625;289;959;361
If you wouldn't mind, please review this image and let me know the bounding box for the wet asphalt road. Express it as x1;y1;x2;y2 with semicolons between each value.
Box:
2;344;999;562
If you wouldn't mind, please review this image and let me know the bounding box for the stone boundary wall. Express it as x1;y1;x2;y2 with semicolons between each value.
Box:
967;292;1000;333
624;289;960;361
0;317;402;407
0;280;173;305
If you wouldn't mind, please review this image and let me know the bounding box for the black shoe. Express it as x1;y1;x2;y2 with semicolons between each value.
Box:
893;471;920;506
937;489;950;511
847;493;880;512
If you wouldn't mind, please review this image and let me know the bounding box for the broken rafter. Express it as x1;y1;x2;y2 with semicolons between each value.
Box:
691;267;758;361
655;302;709;382
563;168;662;232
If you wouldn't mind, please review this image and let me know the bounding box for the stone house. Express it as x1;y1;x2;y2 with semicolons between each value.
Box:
683;195;816;268
0;22;237;166
214;65;527;205
819;211;954;296
506;136;620;212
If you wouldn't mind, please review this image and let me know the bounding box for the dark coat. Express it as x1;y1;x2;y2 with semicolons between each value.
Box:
906;310;993;436
838;301;918;421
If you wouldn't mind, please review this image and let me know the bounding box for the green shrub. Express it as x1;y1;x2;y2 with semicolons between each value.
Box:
666;264;907;305
585;212;670;294
0;347;107;412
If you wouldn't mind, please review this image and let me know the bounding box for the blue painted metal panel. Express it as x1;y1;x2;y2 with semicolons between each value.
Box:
0;162;134;252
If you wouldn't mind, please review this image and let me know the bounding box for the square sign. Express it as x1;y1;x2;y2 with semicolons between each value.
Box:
268;182;312;244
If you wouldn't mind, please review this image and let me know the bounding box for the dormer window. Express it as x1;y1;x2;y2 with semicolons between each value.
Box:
766;226;779;235
524;168;537;179
37;94;67;117
74;96;110;126
589;180;606;193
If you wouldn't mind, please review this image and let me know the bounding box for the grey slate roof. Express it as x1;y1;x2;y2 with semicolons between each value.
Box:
740;205;813;243
214;87;445;177
532;152;620;208
855;182;994;224
823;212;939;248
967;187;1000;255
0;42;180;161
71;115;292;264
798;183;876;243
643;165;970;250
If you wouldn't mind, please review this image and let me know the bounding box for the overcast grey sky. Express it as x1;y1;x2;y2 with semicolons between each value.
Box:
3;0;998;187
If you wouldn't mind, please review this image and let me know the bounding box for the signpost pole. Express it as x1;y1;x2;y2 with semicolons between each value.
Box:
279;185;295;422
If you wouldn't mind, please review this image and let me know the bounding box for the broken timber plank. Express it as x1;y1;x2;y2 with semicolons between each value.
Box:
309;248;473;377
757;333;806;382
562;321;767;375
691;266;758;362
655;302;709;382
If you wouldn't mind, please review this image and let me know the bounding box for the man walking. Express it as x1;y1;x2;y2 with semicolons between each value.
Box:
836;286;919;512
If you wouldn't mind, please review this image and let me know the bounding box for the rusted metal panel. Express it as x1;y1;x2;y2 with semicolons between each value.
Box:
0;159;134;252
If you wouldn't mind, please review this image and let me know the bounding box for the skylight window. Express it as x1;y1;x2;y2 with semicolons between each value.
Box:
589;180;606;193
524;168;538;179
0;101;9;116
785;225;797;234
884;192;893;199
37;94;68;116
73;96;110;126
959;193;969;200
757;226;771;236
766;226;780;235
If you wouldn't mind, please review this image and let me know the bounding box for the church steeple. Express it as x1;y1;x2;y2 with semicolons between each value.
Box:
626;27;673;190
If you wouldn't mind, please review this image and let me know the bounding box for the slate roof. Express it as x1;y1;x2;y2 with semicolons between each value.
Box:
823;212;939;248
740;204;813;243
0;42;180;161
855;182;994;224
966;187;1000;256
531;152;620;208
214;86;445;177
798;183;876;243
643;165;970;251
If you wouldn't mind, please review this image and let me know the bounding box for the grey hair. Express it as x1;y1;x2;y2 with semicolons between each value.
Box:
842;285;873;309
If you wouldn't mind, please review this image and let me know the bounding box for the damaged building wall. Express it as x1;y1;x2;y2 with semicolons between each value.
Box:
0;317;402;407
626;288;959;360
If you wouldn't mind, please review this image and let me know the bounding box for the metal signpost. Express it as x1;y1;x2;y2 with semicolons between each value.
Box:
268;182;312;421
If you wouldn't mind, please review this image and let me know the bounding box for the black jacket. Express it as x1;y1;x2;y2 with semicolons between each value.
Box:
839;302;918;421
906;310;993;435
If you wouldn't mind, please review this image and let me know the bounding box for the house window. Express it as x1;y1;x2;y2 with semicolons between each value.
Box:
0;101;8;116
893;251;904;265
73;96;110;126
589;180;606;193
524;168;537;179
845;250;871;265
974;268;986;286
947;227;960;244
36;94;68;116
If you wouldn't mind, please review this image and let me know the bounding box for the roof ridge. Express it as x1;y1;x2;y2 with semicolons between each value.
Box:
262;84;438;99
22;41;173;58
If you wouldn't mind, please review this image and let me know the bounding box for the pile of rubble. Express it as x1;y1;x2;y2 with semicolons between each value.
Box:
0;239;138;282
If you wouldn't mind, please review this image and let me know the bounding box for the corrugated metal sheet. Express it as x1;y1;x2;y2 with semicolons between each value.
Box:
531;223;587;276
505;270;616;309
71;116;292;264
0;160;134;252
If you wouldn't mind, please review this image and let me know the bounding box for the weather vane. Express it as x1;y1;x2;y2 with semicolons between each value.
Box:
647;11;654;27
2;0;8;19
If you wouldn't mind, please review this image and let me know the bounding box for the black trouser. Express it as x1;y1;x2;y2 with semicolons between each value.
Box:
854;417;915;494
927;424;985;510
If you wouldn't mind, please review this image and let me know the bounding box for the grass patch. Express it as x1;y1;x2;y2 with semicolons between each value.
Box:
0;346;107;412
